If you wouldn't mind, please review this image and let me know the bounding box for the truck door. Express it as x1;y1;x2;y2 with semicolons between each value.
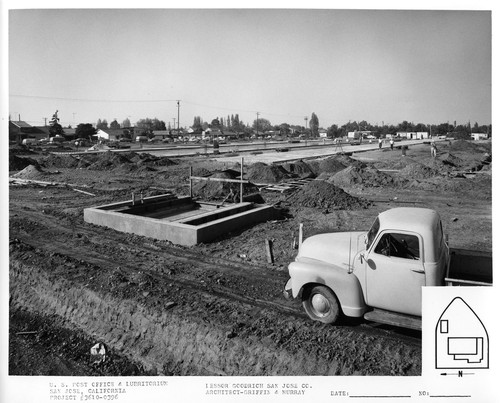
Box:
365;231;425;316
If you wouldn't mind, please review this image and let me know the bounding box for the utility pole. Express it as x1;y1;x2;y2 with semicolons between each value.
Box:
304;116;308;137
43;117;47;126
177;100;180;133
256;112;260;137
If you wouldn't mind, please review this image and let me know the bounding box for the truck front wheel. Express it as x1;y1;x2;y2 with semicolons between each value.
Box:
302;285;340;324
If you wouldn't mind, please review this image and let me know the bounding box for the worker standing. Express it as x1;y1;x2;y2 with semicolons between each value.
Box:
431;141;437;157
378;138;383;149
390;138;394;151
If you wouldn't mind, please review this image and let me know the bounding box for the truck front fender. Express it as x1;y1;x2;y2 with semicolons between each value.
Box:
288;258;366;318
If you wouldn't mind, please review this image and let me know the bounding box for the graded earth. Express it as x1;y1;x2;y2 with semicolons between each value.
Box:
9;140;491;376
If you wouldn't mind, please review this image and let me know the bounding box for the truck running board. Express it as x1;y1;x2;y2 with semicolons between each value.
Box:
364;309;421;331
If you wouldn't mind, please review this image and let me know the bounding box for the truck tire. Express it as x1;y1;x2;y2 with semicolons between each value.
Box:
302;285;340;324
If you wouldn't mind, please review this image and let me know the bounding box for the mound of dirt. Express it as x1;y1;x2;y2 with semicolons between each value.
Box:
12;164;46;180
136;154;177;167
449;139;490;153
9;155;40;171
309;155;365;177
438;152;464;167
280;160;316;178
373;157;415;171
87;152;134;170
41;154;81;169
9;144;36;155
193;171;259;202
398;162;440;179
287;180;369;210
246;162;289;184
192;167;212;177
328;165;397;188
118;152;141;163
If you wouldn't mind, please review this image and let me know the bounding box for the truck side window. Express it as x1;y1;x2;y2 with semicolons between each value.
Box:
374;233;420;260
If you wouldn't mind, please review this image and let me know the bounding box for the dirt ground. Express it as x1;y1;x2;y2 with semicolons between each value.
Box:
8;139;492;376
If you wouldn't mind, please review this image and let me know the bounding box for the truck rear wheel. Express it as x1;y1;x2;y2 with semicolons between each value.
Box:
302;285;340;324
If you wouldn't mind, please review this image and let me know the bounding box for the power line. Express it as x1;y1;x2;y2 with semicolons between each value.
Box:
11;94;308;121
181;100;306;120
10;94;180;103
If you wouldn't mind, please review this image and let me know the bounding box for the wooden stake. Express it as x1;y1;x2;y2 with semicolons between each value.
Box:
240;157;244;204
298;223;303;251
265;239;274;264
73;188;95;196
189;166;193;199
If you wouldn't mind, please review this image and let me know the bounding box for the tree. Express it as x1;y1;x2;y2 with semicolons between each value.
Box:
278;123;291;135
252;117;272;133
75;123;97;140
327;124;340;138
309;113;319;137
192;116;203;131
122;117;131;128
135;118;165;132
231;114;243;132
49;110;64;136
210;118;221;128
434;122;453;136
96;119;108;130
414;123;428;132
110;119;120;130
152;118;166;131
453;124;472;140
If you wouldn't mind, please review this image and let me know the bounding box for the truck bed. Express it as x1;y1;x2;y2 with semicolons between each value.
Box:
446;248;492;286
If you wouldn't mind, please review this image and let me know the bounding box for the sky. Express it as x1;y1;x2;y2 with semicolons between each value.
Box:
7;7;492;129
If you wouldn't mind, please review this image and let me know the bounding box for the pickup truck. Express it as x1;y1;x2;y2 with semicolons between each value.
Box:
283;207;492;330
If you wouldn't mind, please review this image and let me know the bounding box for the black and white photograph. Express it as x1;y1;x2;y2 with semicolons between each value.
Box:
1;1;497;402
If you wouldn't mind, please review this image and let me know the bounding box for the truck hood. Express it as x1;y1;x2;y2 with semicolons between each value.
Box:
297;231;366;268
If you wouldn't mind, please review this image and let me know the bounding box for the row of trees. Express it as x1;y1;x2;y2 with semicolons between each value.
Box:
48;110;493;141
194;112;322;136
326;120;492;140
95;117;166;132
192;114;248;133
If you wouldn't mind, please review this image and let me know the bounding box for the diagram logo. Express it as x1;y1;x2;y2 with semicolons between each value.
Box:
435;297;489;369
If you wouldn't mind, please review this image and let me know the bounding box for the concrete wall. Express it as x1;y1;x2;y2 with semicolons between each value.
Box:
84;196;278;246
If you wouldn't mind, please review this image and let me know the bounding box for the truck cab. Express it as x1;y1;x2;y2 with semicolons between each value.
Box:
284;208;451;328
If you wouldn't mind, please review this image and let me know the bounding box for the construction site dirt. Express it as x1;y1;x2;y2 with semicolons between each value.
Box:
8;139;492;376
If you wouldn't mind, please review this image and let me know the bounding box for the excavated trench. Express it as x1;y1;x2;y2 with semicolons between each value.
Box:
10;236;422;377
11;258;387;376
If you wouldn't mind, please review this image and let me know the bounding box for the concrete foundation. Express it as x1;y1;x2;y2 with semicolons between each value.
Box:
84;194;278;246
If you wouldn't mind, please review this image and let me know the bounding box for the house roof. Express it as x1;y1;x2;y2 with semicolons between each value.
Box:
97;128;126;136
10;120;32;128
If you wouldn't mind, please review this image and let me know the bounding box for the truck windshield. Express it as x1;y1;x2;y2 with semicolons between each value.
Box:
366;217;380;250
